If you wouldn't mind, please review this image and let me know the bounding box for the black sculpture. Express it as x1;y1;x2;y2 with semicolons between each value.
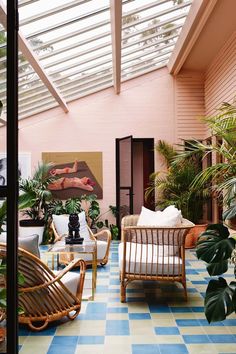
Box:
65;213;84;245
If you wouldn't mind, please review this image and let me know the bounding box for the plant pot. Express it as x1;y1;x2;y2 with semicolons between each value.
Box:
19;219;45;245
185;224;208;249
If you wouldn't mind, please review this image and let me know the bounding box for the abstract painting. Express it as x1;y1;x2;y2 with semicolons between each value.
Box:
42;152;103;199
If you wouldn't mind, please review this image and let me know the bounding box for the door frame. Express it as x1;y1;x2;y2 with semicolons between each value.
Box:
115;136;134;230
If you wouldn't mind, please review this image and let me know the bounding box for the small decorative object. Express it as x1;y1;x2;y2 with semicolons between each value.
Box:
65;213;84;244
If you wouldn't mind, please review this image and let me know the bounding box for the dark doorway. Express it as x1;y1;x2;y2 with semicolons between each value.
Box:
116;136;154;229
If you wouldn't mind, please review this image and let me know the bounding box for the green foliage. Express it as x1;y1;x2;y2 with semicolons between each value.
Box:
48;196;119;240
19;162;56;222
174;100;236;214
196;224;236;322
65;198;82;215
204;277;236;323
145;140;208;223
197;224;234;275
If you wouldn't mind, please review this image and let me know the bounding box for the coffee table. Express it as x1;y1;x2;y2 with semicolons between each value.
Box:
46;240;97;300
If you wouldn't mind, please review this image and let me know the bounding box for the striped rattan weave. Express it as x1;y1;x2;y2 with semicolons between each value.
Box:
120;215;194;302
0;244;86;331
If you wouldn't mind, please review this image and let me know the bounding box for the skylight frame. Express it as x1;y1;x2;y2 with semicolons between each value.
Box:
0;0;193;120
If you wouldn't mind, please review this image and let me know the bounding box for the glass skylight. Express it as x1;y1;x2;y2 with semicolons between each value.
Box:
0;0;192;120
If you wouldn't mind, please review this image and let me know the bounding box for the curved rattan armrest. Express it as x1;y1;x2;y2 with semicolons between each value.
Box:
51;221;63;243
21;257;86;294
92;228;112;243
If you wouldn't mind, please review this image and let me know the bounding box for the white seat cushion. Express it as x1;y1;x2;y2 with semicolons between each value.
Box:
119;242;182;276
53;270;80;297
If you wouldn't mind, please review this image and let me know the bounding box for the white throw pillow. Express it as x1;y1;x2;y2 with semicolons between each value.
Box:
53;212;90;241
137;206;182;227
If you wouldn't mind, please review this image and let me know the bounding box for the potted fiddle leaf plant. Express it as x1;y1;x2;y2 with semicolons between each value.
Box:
19;162;56;244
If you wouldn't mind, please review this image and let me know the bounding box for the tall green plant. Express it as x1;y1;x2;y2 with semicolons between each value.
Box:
174;100;236;214
19;162;56;222
145;140;208;223
181;99;236;323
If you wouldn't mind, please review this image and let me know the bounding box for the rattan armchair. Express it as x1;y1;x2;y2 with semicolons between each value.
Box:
119;215;194;302
51;218;111;266
0;243;86;331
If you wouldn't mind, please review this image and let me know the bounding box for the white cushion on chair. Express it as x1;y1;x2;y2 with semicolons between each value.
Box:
137;206;182;227
97;240;107;260
52;212;90;241
53;270;80;297
118;242;182;276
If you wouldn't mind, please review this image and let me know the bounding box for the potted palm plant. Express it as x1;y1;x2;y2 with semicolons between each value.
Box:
19;162;56;244
177;99;236;323
145;140;209;247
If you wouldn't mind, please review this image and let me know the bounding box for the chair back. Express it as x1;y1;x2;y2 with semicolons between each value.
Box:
0;244;81;318
121;223;193;279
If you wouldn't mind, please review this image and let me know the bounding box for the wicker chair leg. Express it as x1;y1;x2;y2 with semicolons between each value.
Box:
27;318;49;331
182;281;188;301
67;309;80;320
120;280;127;303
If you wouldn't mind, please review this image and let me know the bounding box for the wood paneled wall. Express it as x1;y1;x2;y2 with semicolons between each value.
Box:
205;31;236;116
174;71;206;142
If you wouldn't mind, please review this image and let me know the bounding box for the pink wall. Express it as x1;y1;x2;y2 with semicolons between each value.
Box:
0;68;180;213
205;31;236;116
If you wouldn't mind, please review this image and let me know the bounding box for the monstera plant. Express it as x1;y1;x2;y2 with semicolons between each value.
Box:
196;224;236;323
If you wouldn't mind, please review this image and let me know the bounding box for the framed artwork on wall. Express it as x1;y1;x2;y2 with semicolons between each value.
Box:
42;152;103;199
0;152;31;186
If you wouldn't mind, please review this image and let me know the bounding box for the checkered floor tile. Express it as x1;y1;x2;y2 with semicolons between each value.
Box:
19;241;236;354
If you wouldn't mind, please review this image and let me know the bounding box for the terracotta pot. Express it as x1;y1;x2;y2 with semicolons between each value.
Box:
185;224;208;249
0;326;6;343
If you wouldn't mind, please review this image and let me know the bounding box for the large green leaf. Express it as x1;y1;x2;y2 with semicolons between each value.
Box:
18;192;36;210
47;200;65;215
65;198;81;214
206;260;228;276
223;205;236;220
196;224;235;264
205;278;236;323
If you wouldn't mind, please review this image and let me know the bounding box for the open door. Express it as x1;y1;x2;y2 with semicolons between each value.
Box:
116;136;133;229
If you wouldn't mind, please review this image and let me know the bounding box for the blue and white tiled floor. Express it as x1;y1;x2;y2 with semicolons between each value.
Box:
19;241;236;354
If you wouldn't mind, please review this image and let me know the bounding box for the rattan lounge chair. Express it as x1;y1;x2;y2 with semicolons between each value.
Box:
51;214;111;266
119;215;194;302
0;243;86;331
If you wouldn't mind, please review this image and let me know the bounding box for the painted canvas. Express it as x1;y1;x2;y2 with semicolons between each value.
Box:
42;152;103;199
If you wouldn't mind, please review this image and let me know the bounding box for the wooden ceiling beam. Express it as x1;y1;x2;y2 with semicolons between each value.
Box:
110;0;122;94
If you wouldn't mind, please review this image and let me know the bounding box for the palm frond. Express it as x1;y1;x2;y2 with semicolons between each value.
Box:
155;140;177;167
